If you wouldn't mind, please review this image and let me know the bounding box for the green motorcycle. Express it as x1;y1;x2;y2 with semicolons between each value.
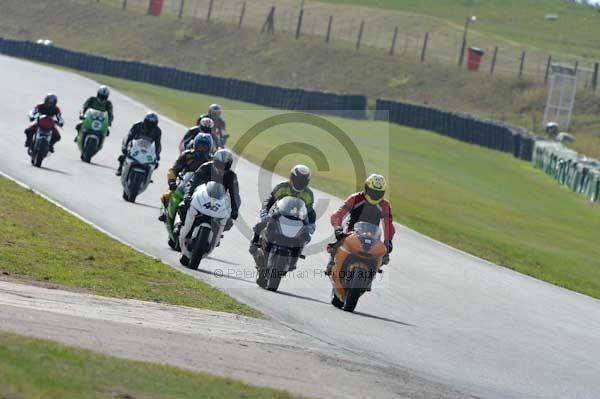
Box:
77;108;109;163
162;172;194;251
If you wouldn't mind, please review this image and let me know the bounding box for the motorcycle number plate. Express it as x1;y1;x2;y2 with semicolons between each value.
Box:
91;120;103;130
202;201;221;212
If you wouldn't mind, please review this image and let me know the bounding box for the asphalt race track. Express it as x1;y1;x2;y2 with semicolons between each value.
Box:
1;55;600;399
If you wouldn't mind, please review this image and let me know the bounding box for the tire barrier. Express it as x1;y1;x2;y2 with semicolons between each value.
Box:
1;37;542;161
0;38;367;119
375;98;535;161
532;141;600;203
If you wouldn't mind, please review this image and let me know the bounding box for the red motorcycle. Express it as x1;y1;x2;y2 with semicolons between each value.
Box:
27;115;56;167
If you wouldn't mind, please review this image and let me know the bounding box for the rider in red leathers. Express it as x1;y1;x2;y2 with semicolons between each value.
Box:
325;174;395;275
24;94;64;152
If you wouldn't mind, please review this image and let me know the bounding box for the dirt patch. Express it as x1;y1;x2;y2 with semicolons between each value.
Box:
0;281;475;399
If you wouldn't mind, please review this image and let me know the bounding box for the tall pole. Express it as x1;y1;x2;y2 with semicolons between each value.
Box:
458;16;472;67
420;32;429;62
325;15;333;43
178;0;185;18
390;26;398;55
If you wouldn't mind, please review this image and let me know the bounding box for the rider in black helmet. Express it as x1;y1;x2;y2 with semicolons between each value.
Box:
116;112;162;176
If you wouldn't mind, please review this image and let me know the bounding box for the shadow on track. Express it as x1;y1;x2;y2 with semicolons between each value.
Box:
353;311;416;328
135;202;162;210
206;256;240;266
276;290;329;305
195;268;256;285
39;166;69;175
90;162;116;171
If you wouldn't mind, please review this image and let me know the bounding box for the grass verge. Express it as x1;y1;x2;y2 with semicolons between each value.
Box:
0;176;261;318
0;330;298;399
66;69;600;299
320;0;600;61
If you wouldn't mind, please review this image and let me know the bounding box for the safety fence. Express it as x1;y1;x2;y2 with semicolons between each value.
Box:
0;38;367;119
532;141;600;203
105;0;600;87
0;37;537;161
375;99;535;161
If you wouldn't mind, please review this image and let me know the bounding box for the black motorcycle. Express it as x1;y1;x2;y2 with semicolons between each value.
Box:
253;197;311;292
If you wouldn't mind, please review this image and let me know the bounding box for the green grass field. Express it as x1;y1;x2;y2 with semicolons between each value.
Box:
321;0;600;60
0;331;298;399
0;177;260;318
66;69;600;299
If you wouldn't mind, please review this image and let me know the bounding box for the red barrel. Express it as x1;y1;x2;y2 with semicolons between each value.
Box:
467;47;484;71
150;0;164;16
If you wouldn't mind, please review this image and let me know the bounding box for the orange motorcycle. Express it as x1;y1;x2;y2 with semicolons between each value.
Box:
329;222;387;312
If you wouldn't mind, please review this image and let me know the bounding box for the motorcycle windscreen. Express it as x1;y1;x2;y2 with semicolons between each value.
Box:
278;216;304;238
84;109;108;131
192;183;231;219
129;138;156;164
353;222;382;242
275;197;308;221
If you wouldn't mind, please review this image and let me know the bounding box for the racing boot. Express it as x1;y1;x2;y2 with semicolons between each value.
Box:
324;257;335;276
180;255;189;267
248;232;260;256
115;155;125;176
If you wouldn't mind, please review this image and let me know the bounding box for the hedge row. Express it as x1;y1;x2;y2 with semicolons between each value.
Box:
0;38;367;119
375;99;535;161
532;141;600;203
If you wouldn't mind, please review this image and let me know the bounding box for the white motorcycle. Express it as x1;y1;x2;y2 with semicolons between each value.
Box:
179;182;232;269
121;137;157;203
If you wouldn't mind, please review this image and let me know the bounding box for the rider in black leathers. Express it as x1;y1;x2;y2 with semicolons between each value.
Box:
180;149;241;223
116;112;162;176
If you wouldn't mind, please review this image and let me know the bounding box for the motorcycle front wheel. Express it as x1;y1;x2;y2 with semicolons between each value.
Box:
189;226;211;270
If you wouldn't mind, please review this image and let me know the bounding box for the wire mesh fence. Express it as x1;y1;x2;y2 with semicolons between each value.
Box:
100;0;600;90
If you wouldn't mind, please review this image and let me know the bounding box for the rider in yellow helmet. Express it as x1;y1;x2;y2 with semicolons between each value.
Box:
326;174;395;275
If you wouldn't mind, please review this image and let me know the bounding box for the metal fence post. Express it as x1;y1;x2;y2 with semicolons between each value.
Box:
420;32;429;62
389;26;398;55
238;2;246;29
295;9;304;40
178;0;185;18
356;20;365;50
325;16;333;43
207;0;214;22
519;51;526;78
490;46;498;75
544;55;552;84
592;62;599;92
122;0;127;10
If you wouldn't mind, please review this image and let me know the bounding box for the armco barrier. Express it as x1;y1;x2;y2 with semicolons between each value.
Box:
0;38;367;119
532;141;600;203
375;98;534;161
